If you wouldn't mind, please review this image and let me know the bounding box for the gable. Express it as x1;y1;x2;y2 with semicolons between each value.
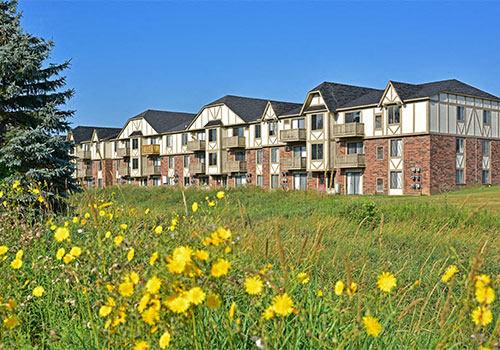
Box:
188;105;246;130
379;82;403;106
117;118;157;139
300;91;327;114
261;103;277;121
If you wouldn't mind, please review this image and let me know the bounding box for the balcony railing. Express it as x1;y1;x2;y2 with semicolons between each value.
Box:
223;160;247;173
117;147;130;157
189;163;205;174
142;144;160;156
332;123;365;138
335;154;366;168
223;136;246;149
143;165;162;176
118;167;130;176
187;140;206;152
76;168;92;178
76;150;91;159
282;157;306;170
279;129;306;143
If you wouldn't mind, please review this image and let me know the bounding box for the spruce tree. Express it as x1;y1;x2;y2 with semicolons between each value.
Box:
0;0;76;206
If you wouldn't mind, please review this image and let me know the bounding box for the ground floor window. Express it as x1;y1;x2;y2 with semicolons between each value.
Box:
456;169;464;184
257;175;263;187
184;177;190;186
376;178;384;192
482;170;490;184
98;179;102;188
140;178;148;187
199;176;209;186
293;173;307;190
271;174;280;189
235;175;246;186
390;171;402;189
152;177;161;186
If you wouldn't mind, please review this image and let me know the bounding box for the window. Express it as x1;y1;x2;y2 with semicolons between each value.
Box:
376;146;384;160
271;148;279;163
255;124;261;138
116;159;121;169
209;129;217;142
184;156;190;168
347;142;363;155
152;177;161;186
197;153;206;163
153;157;161;167
235;175;246;186
257;150;263;164
457;106;465;121
483;110;491;125
376;178;384;192
98;161;102;171
345;112;361;123
456;138;464;154
199;176;209;186
233;127;244;137
150;137;159;145
388;106;401;124
293;145;306;158
168;156;174;169
482;140;490;156
269;121;277;136
184;177;190;186
311;144;323;160
390;171;402;189
132;158;139;169
375;115;383;129
390;139;402;157
293;173;307;190
209;153;217;166
132;138;138;149
257;175;263;187
482;170;490;184
166;135;172;147
456;169;465;184
311;114;323;130
292;118;305;129
98;179;102;188
271;175;280;189
235;151;246;161
198;131;205;141
182;134;188;145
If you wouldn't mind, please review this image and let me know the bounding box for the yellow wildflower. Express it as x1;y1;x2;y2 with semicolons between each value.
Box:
63;254;73;264
12;180;20;189
208;201;215;207
146;276;162;294
6;299;16;311
271;294;294;317
106;283;116;292
3;315;19;329
195;249;209;261
120;224;127;230
11;258;22;269
187;287;206;305
471;306;493;326
129;271;140;285
216;191;225;199
99;305;113;317
297;272;310;284
166;295;190;313
347;282;358;296
206;294;220;309
0;246;8;255
99;210;105;217
119;281;134;297
159;330;171;349
192;202;198;212
84;213;91;219
244;276;263;295
114;235;124;245
32;286;44;297
141;307;159;325
145;208;150;214
105;231;111;239
377;272;397;293
149;252;158;266
69;246;82;257
229;302;236;321
475;274;491;289
442;265;459;283
476;286;495;305
363;315;382;337
133;340;149;350
155;225;163;234
54;227;70;242
167;259;186;274
317;290;324;297
15;250;23;259
335;281;344;296
127;248;135;262
56;248;65;260
262;305;275;320
72;217;79;223
211;259;230;277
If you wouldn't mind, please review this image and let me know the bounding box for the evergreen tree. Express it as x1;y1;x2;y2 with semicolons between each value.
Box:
0;0;76;205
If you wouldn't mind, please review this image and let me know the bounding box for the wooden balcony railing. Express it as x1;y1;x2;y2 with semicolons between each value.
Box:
223;136;246;149
189;163;205;174
142;144;160;156
116;147;130;157
223;160;247;173
335;154;366;168
279;129;306;143
187;140;206;152
76;150;91;159
118;167;130;176
282;157;306;170
76;168;92;178
143;165;161;176
332;123;365;138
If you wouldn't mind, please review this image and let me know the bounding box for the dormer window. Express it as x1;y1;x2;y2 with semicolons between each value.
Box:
388;106;401;124
345;112;360;123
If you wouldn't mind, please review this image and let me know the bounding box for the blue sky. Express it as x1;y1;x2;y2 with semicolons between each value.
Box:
18;0;500;128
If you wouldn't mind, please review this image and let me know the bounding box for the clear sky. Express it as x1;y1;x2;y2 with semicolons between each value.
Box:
18;0;500;128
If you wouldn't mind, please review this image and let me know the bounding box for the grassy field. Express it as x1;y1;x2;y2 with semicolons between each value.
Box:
1;183;500;349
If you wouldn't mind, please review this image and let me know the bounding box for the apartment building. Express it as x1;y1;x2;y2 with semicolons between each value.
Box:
67;79;500;195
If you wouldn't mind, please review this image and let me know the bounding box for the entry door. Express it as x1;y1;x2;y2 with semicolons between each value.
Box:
346;172;362;195
318;173;326;191
293;173;307;190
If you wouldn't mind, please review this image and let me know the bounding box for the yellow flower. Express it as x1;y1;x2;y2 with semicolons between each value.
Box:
0;191;3;198
165;295;190;313
80;219;86;226
37;196;44;203
476;286;495;305
72;217;79;223
0;246;8;255
138;293;151;313
208;201;215;207
244;276;263;295
187;287;206;305
63;254;74;264
217;227;231;240
133;340;149;350
149;252;158;266
206;294;220;309
105;231;111;239
145;208;150;214
99;210;105;217
99;305;113;317
106;283;116;292
69;246;82;257
129;271;140;285
195;249;209;261
347;282;358;296
297;272;310;284
229;302;236;321
54;227;70;242
224;246;231;253
216;191;225;199
114;235;124;245
15;250;23;259
363;316;382;337
141;307;159;325
159;330;171;348
172;246;192;264
262;305;275;320
107;213;113;220
271;293;294;317
211;259;230;278
120;224;128;230
146;276;162;294
377;272;397;293
127;248;135;262
3;315;19;329
5;299;16;311
32;286;44;297
84;213;91;219
56;248;65;260
11;258;22;269
471;306;493;326
12;180;20;189
475;274;492;289
167;259;186;274
119;281;134;297
155;225;163;234
192;202;198;212
335;281;344;296
317;290;324;297
442;265;459;283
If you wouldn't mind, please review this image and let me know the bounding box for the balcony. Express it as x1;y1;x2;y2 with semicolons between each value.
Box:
332;123;365;138
279;129;306;143
118;167;130;177
223;136;246;149
143;165;162;176
335;154;366;168
76;150;91;159
76;168;92;178
142;144;160;156
189;163;205;174
117;147;130;158
282;157;306;170
223;160;247;173
187;140;206;152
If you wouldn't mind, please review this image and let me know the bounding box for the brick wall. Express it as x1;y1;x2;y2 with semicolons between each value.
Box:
465;138;482;184
280;146;293;190
429;135;462;194
363;139;388;195
491;141;500;184
262;148;270;188
404;136;431;195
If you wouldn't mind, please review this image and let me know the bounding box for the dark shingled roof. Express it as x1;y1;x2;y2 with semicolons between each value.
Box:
268;101;303;117
70;126;121;144
129;131;143;137
309;82;381;112
205;120;223;127
94;127;121;140
129;110;196;134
